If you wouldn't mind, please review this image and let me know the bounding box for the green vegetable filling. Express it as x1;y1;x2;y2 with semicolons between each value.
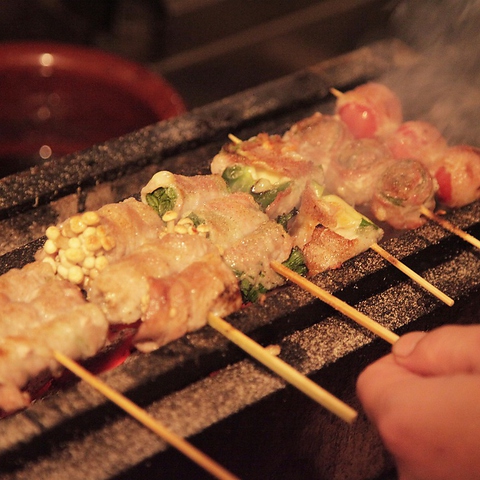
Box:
276;208;298;231
222;165;255;193
382;194;404;207
251;182;290;210
358;217;380;230
282;247;308;277
239;278;268;304
145;187;178;218
222;165;291;210
186;212;204;227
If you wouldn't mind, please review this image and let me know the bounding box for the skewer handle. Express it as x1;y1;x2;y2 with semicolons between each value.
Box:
53;350;240;480
370;243;454;306
420;206;480;250
207;313;358;424
271;261;400;345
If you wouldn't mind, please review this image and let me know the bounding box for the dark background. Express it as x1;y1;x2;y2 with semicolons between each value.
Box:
0;0;399;109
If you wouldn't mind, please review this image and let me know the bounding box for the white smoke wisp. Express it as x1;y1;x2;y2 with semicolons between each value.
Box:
381;0;480;145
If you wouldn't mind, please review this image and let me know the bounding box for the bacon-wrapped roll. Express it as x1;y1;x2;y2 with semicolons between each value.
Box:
141;171;230;219
283;112;353;171
370;159;437;230
86;233;232;325
384;120;448;173
211;133;324;220
333;82;403;139
325;138;394;206
288;186;383;275
134;252;242;353
433;145;480;208
187;192;295;302
36;197;165;288
0;262;108;414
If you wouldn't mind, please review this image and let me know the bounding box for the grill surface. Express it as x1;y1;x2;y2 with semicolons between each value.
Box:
0;39;479;480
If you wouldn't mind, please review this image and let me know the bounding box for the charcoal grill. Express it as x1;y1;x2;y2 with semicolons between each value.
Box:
0;39;479;480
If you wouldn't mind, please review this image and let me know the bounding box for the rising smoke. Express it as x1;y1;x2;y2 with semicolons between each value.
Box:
381;0;480;145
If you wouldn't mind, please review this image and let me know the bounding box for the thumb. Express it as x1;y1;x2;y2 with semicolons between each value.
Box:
392;325;480;376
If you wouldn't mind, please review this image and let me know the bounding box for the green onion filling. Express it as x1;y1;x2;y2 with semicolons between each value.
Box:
145;187;178;217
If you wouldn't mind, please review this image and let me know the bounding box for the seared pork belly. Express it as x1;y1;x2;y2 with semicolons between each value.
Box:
86;233;225;325
0;262;108;414
134;253;242;353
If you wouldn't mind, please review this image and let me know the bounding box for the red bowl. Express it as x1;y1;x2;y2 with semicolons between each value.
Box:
0;41;186;176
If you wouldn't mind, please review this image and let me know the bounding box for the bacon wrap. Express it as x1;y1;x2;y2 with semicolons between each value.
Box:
192;192;294;293
141;171;230;218
370;159;437;230
384;120;448;173
94;198;166;261
433;145;480;207
283;112;353;171
134;253;242;353
211;133;324;219
86;233;226;325
334;82;403;139
289;187;383;276
0;261;108;414
325;138;394;206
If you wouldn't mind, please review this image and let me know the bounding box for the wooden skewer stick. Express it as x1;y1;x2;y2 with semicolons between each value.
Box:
369;243;454;306
329;87;344;99
228;133;242;144
271;261;400;345
53;350;240;480
207;313;358;424
420;206;480;250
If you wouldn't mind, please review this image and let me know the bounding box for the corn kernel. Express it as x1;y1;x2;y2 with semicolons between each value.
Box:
174;225;188;235
69;215;86;234
57;264;69;279
177;217;194;226
84;235;102;251
65;247;85;264
100;235;116;251
82;226;97;237
45;226;60;241
197;224;210;233
82;256;96;269
95;256;109;271
42;256;57;273
96;225;107;238
81;211;100;226
68;237;82;249
162;210;178;223
43;239;58;255
68;266;84;285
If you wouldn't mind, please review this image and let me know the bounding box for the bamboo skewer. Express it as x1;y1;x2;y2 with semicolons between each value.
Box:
420;206;480;249
207;313;358;424
369;243;454;306
271;261;400;345
53;350;240;480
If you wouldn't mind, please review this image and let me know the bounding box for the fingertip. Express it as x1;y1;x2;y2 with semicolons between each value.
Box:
392;331;426;359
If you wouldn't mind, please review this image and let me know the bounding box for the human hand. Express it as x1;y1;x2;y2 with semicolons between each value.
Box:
356;324;480;480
